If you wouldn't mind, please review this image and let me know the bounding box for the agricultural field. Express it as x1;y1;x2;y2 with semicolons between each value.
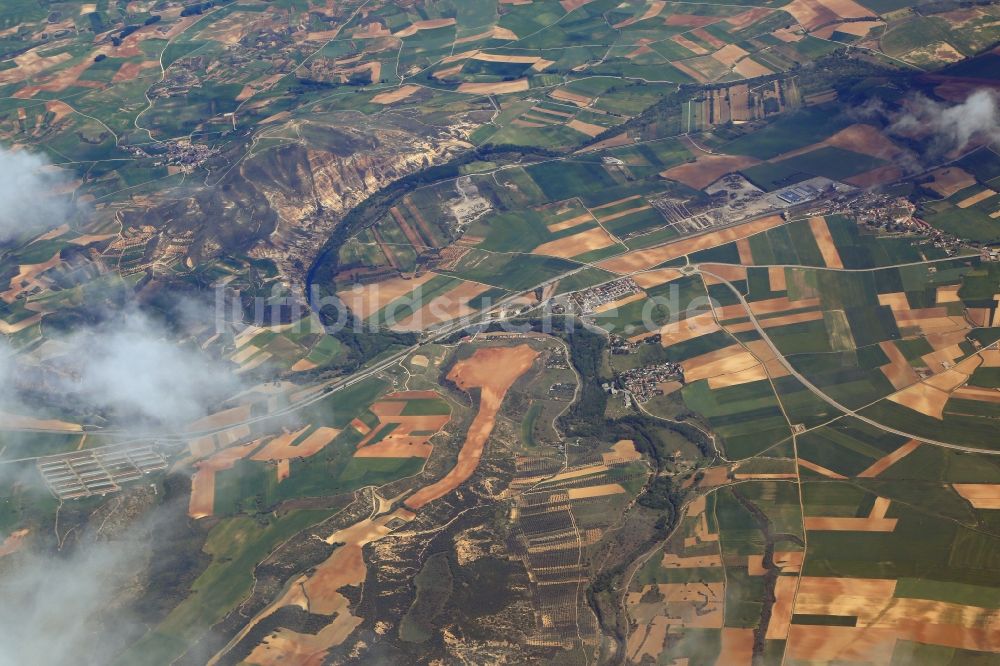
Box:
919;147;1000;242
3;0;1000;664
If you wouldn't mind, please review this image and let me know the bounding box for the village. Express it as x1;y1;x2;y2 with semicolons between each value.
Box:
610;360;684;404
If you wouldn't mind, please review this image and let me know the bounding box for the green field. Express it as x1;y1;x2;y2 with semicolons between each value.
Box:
118;508;341;665
740;147;884;191
721;106;852;160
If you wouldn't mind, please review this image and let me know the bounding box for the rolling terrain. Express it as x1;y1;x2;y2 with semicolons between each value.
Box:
1;0;1000;664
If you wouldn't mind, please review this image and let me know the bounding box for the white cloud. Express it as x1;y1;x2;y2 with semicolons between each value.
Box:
0;147;71;243
0;535;145;666
891;88;1000;155
58;307;241;428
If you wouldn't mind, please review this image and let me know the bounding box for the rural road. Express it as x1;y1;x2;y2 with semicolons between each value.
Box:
695;265;1000;457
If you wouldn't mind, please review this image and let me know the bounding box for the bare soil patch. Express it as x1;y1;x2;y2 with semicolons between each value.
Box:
681;345;760;382
393;18;456;37
566;483;626;499
957;189;996;208
188;441;261;519
406;345;538;509
952;484;1000;509
734;58;773;78
713;43;749;66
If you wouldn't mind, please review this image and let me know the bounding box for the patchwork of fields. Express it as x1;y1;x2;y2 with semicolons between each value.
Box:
3;0;1000;664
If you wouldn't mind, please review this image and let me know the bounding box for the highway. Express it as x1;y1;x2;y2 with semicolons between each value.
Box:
3;205;992;462
0;268;583;463
695;264;1000;457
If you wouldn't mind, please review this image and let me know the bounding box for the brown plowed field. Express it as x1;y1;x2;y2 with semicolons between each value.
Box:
952;483;1000;509
457;79;530;94
798;458;847;479
336;272;436;320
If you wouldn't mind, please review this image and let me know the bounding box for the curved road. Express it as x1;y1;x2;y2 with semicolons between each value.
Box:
695;264;1000;456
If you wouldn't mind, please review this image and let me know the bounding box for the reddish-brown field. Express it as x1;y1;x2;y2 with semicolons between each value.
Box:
847;164;904;188
632;267;683;289
797;458;847;479
603;439;642;464
734;58;774;78
718;628;754;663
766;575;799;639
406;345;538;509
550;88;593;106
803;514;897;532
2;251;62;303
567;118;606;137
878;340;920;390
952;484;1000;509
786;575;1000;657
336;272;436;320
887;382;951;419
613;1;665;27
681;345;761;382
713;43;749;66
768;266;787;291
783;0;873;31
236;507;417;660
657;311;721;346
392;18;456;37
925;166;977;197
391;280;491;331
749;295;821;316
457;79;529;94
110;60;159;83
0;528;29;558
700;262;748;285
706;363;769;389
565;483;626;499
727;7;775;29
